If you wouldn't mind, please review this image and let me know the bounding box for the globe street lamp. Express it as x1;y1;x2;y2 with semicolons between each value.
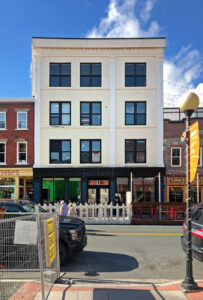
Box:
179;92;199;291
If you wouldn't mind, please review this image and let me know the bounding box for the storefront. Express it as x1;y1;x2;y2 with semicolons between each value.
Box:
167;176;202;203
0;168;33;200
33;167;165;205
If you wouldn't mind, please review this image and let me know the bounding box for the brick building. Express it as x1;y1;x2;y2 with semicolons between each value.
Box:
0;99;34;200
164;107;203;203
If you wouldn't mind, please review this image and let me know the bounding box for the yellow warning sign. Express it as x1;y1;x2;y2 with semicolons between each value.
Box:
44;218;56;267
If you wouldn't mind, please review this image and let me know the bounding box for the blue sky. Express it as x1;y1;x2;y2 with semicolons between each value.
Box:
0;0;203;106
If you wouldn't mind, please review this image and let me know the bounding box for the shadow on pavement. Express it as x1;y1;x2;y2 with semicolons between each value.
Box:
61;251;138;275
94;289;158;300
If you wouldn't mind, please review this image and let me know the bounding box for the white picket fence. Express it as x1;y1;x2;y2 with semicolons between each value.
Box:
41;203;132;224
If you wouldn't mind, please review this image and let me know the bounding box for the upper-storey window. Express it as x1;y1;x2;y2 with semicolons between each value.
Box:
125;102;146;125
80;63;101;87
17;142;27;164
17;112;27;129
80;140;101;163
50;102;71;126
50;140;71;164
0;112;6;129
125;139;146;163
0;143;6;164
171;147;181;167
80;102;101;126
125;63;146;87
50;63;71;87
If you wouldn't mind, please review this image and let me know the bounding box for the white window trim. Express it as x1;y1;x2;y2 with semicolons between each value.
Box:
17;141;27;164
17;111;27;130
171;147;181;167
0;112;6;130
0;142;6;164
198;147;202;167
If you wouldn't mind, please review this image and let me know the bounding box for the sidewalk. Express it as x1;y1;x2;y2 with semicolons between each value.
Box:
15;280;203;300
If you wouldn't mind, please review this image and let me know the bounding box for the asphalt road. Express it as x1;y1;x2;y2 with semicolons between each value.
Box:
61;225;203;283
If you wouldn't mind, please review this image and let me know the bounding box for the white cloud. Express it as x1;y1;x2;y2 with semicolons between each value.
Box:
87;0;160;38
86;0;203;107
164;46;203;107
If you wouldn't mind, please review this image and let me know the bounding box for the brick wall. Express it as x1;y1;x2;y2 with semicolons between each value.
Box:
0;102;34;167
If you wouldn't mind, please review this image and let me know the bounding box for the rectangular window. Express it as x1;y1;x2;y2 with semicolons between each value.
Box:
50;102;71;125
125;140;146;163
50;63;71;87
80;102;101;126
0;143;6;164
17;142;27;164
80;63;101;87
50;140;71;164
125;63;146;87
171;147;181;166
80;140;101;163
125;102;146;125
198;148;202;167
0;112;6;129
17;112;27;129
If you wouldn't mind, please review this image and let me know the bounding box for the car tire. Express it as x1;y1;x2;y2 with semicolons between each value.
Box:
59;240;69;265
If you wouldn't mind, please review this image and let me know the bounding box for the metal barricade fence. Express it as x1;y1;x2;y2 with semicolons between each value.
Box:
0;208;60;300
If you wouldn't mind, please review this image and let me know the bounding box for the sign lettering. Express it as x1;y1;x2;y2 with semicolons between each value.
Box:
190;122;199;183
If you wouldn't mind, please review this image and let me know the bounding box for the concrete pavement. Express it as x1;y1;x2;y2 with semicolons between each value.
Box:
12;280;203;300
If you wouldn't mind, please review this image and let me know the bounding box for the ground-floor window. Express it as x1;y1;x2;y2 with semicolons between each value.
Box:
116;177;129;204
133;177;155;202
169;187;184;202
69;178;81;203
42;178;65;203
0;178;15;199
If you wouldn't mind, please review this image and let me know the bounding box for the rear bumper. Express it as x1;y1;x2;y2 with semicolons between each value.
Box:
181;235;203;262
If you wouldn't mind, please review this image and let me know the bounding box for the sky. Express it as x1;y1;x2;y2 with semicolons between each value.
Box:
0;0;203;106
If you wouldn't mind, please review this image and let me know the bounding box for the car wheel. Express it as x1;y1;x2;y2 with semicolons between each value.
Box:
59;240;69;265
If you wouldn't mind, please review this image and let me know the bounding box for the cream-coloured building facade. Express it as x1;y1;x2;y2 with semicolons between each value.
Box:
32;38;166;204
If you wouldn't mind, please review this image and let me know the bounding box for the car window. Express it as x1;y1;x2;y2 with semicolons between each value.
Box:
21;202;47;213
3;204;21;212
192;207;203;224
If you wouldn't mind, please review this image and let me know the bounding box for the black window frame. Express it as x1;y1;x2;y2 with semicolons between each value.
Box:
80;139;101;164
50;102;71;126
0;142;5;164
49;63;71;87
50;140;71;164
80;63;101;87
125;101;146;125
80;102;101;126
125;139;146;163
125;63;146;87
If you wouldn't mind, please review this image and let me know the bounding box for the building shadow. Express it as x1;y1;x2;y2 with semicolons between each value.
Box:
93;289;159;300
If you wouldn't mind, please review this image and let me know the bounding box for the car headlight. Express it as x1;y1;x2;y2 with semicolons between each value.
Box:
69;229;78;240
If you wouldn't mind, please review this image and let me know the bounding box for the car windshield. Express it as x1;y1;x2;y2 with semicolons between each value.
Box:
21;202;47;213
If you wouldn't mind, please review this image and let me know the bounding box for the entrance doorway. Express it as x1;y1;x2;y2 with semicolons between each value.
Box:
88;187;109;204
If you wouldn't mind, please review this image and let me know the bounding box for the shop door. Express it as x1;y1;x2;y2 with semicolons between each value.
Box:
88;187;109;204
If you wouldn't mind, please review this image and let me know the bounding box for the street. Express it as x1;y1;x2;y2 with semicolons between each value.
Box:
62;225;203;283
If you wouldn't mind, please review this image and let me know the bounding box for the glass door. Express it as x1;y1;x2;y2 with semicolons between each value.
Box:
88;188;97;204
99;188;109;204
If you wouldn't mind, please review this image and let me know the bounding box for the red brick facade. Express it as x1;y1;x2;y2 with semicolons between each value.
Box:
164;115;203;202
0;101;34;167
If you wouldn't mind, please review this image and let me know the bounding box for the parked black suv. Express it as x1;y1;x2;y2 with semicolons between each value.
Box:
181;202;203;262
0;200;87;265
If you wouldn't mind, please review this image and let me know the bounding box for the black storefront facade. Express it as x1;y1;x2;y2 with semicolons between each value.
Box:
33;167;165;205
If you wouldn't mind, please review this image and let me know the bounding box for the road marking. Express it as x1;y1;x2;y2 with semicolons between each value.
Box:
94;232;182;236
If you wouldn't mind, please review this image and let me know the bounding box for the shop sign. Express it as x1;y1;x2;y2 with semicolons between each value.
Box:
190;122;199;183
169;176;203;185
44;218;56;267
0;170;19;177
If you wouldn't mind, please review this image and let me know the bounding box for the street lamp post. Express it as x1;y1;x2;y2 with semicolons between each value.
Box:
179;92;199;291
